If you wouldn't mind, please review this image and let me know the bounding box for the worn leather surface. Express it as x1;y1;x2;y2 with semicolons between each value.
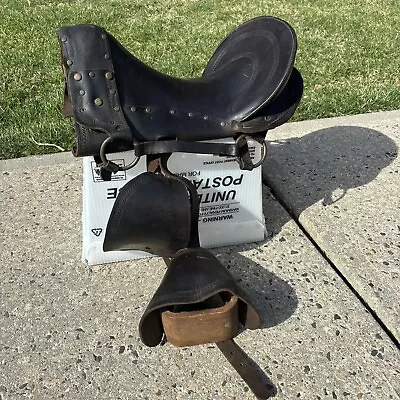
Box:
58;16;303;157
139;247;261;347
103;172;191;256
202;16;297;121
161;295;240;346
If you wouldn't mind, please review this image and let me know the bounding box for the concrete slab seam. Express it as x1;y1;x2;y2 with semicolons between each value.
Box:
262;176;400;351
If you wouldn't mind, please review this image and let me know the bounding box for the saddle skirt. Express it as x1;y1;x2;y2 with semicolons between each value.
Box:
58;16;303;159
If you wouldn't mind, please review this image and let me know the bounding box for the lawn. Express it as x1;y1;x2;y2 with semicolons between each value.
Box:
0;0;399;159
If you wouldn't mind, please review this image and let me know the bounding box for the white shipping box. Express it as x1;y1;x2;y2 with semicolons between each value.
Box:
82;139;266;265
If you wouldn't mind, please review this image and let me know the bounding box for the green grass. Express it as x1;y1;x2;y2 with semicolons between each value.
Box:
0;0;399;159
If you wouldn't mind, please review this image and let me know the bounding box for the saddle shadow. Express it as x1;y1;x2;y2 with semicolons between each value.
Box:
263;125;398;234
216;240;298;330
214;221;296;397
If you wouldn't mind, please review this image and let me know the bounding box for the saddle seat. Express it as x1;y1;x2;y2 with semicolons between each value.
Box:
59;16;303;158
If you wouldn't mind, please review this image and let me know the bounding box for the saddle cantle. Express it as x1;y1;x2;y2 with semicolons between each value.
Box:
58;16;303;175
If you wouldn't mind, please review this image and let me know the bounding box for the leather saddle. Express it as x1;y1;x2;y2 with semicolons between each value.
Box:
58;16;303;399
59;16;303;175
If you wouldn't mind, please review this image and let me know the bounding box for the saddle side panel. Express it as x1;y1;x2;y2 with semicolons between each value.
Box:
110;16;299;141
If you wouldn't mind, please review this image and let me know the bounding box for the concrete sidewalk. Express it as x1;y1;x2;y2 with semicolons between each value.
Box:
1;111;399;399
263;110;400;343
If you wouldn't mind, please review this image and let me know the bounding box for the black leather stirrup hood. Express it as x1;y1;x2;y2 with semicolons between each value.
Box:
103;172;191;256
139;247;261;347
58;16;303;158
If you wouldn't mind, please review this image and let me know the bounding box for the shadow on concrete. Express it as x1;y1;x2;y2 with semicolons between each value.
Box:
263;125;398;232
217;247;298;330
214;224;296;397
211;126;397;396
214;170;300;331
215;178;300;332
211;126;397;384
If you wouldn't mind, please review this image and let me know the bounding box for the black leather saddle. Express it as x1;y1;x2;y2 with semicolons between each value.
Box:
59;16;303;176
58;16;303;399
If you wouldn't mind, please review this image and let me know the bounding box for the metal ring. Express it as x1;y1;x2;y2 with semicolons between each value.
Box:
252;140;267;168
99;136;140;171
235;135;267;169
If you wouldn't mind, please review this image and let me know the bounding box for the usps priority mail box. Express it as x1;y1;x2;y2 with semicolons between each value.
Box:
82;139;266;265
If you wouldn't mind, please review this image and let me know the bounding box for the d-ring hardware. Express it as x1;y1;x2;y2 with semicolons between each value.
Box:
235;135;267;170
99;136;140;171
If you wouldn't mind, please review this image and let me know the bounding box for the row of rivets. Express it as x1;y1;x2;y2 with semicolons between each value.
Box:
79;89;85;95
74;71;113;80
66;59;73;66
128;106;152;113
169;110;213;122
125;107;225;125
101;32;109;61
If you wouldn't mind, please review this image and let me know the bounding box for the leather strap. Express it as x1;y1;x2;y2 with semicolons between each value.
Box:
217;339;275;400
96;135;257;180
133;139;246;158
133;136;256;171
159;155;200;248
